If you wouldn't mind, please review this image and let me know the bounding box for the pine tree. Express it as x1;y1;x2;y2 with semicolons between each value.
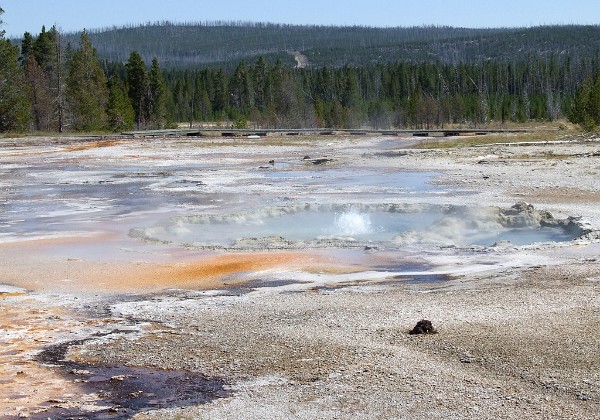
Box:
147;58;167;129
569;76;595;130
197;88;212;121
20;32;35;65
252;56;270;112
33;26;58;73
24;54;53;131
231;62;254;112
20;26;66;131
0;48;30;131
0;9;31;132
66;31;108;131
106;77;135;131
126;51;148;128
587;75;600;126
212;69;228;116
0;6;4;38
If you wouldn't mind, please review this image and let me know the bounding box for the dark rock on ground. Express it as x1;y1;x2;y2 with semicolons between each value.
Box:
409;319;436;335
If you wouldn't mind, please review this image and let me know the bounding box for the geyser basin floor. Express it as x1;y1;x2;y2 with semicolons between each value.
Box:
2;135;600;419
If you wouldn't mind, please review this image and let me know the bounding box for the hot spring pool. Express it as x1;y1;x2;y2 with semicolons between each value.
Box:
131;204;579;249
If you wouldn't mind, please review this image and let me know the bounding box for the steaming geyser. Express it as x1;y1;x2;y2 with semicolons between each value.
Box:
130;203;584;250
334;210;372;236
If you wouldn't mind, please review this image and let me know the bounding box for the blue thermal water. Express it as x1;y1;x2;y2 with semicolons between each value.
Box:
156;208;574;247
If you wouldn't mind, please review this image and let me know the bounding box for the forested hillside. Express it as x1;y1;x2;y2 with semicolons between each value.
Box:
65;22;600;68
65;23;505;68
3;17;600;133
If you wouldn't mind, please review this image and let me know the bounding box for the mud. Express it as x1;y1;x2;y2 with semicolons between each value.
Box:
35;336;228;419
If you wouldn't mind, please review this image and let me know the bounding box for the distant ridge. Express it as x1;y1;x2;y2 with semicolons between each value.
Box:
53;22;600;68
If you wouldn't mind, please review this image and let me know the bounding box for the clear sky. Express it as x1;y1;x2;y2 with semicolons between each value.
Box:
2;0;600;38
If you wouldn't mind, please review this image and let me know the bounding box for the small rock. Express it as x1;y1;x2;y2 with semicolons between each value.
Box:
129;391;145;398
69;369;91;375
409;319;436;335
47;399;66;404
310;158;333;165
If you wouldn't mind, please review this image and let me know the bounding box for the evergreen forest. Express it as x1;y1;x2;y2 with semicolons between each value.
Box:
2;13;600;133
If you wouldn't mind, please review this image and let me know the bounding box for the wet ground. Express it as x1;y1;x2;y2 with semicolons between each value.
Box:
36;336;228;419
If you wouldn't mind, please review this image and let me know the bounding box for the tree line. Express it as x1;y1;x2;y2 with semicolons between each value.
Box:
0;3;170;132
10;24;168;132
158;56;600;130
1;15;600;133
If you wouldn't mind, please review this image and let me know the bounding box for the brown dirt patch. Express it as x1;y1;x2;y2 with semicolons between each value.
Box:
515;187;600;203
64;139;124;152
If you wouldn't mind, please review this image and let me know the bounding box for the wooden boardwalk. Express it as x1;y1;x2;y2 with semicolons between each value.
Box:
121;127;532;138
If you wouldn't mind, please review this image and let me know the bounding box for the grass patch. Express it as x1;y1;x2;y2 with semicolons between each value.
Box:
414;130;569;149
411;120;588;149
